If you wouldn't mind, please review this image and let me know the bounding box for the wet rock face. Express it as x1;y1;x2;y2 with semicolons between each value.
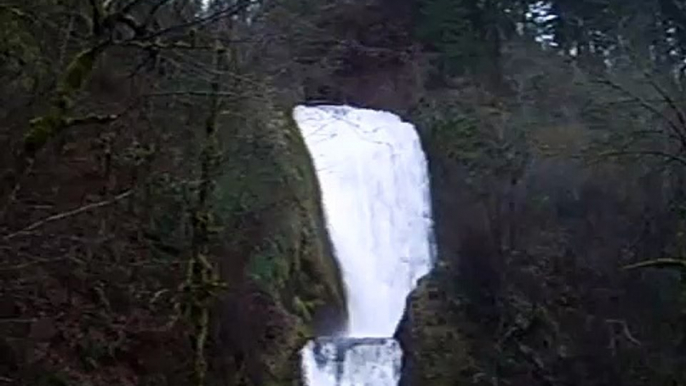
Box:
395;274;472;386
312;302;348;337
210;112;348;386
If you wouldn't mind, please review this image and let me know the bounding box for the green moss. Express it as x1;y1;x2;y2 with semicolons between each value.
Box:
211;107;347;386
25;113;64;153
215;108;346;315
398;269;475;386
59;47;99;96
23;46;102;155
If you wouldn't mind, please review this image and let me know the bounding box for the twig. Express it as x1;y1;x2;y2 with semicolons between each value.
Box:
593;76;686;150
0;256;74;272
606;319;641;346
644;71;686;135
129;0;258;43
119;0;148;16
143;90;243;98
600;150;686;167
0;159;34;221
0;318;38;324
2;190;133;242
58;12;75;68
143;0;173;27
623;257;686;271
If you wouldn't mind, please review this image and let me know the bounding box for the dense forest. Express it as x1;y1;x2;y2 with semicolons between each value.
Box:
1;0;686;385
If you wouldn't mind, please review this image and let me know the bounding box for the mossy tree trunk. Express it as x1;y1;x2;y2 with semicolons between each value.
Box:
185;37;228;386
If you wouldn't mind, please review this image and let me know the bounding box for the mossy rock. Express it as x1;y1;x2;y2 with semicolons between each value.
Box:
211;107;347;386
396;269;475;386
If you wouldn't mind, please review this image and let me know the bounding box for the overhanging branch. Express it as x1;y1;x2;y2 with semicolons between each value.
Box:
2;190;133;242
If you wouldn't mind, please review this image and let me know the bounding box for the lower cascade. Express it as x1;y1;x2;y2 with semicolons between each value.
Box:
293;105;435;386
302;338;401;386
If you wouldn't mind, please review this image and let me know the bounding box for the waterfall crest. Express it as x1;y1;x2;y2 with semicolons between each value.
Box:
294;105;434;386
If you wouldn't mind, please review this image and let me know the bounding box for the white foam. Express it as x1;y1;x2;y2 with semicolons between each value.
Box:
294;105;434;386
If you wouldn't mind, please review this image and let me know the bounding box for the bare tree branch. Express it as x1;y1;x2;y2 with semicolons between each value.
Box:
643;70;686;143
623;257;686;271
600;150;686;167
0;257;74;272
144;0;173;27
594;76;686;150
133;0;258;43
606;319;641;346
88;0;104;35
119;0;148;16
2;190;133;242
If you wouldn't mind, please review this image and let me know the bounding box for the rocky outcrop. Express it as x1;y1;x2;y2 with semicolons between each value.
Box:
210;110;348;386
396;267;474;386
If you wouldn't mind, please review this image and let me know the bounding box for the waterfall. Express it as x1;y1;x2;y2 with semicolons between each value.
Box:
293;105;434;386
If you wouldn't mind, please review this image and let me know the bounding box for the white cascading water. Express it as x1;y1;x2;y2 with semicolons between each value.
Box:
293;105;435;386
